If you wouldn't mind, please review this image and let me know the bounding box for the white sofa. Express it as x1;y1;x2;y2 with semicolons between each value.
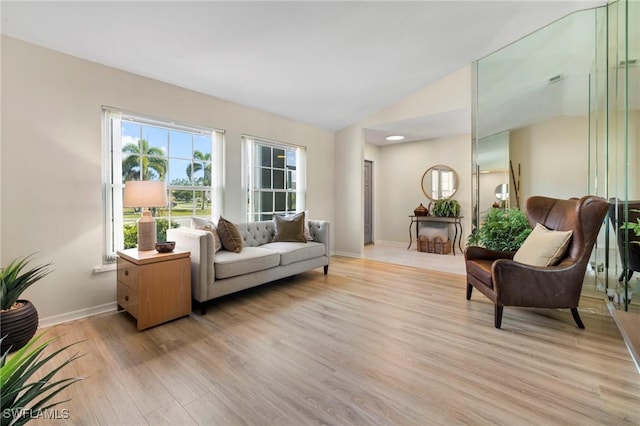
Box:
167;219;330;313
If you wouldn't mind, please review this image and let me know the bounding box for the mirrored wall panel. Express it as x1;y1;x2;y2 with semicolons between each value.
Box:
472;0;639;310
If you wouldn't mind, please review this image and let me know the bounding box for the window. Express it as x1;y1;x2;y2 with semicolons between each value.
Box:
244;136;306;222
103;108;223;261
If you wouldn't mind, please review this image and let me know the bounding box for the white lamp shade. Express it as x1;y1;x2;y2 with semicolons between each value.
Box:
123;181;168;208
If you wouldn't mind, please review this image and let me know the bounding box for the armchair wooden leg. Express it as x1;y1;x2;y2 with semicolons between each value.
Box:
571;308;585;329
466;283;473;300
494;305;503;329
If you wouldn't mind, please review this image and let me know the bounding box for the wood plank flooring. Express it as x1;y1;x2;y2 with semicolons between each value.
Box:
32;256;639;425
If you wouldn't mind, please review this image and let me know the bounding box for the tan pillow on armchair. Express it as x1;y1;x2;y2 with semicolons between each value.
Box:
513;223;573;267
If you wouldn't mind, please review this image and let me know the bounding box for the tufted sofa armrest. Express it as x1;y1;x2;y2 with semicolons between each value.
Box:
167;227;214;303
308;220;330;262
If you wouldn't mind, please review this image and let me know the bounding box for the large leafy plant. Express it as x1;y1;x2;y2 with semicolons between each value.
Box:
0;333;83;426
1;256;53;311
468;208;532;251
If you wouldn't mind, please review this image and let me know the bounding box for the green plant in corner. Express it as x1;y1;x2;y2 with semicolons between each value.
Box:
467;207;532;252
432;199;460;217
0;333;84;426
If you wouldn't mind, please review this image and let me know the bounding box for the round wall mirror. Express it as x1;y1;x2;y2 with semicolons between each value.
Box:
421;165;458;200
495;183;509;201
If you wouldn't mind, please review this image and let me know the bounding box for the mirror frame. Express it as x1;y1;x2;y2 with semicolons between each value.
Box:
421;165;458;200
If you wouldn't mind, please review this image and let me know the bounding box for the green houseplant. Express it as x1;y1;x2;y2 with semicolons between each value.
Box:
467;208;532;251
620;209;640;245
1;256;53;353
1;333;84;426
432;199;461;217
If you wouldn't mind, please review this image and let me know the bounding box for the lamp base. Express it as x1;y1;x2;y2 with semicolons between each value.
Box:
137;211;157;251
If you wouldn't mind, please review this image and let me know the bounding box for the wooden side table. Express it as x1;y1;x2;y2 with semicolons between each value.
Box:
117;248;191;330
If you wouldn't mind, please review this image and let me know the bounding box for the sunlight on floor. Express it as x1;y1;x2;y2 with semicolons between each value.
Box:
364;241;466;276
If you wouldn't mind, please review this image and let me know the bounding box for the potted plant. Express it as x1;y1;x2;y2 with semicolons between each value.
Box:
467;208;532;251
1;333;84;426
620;209;640;245
432;199;461;217
1;255;53;353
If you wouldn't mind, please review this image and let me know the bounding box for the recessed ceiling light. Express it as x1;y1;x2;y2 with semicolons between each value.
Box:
385;135;405;141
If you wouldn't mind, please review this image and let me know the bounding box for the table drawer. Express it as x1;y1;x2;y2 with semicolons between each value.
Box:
117;257;138;290
117;281;138;319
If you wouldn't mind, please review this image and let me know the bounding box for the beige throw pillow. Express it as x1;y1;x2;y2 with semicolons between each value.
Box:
191;217;222;253
217;216;243;253
513;223;573;267
273;212;307;243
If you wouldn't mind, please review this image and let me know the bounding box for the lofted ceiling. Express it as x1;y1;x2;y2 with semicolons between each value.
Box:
1;1;606;143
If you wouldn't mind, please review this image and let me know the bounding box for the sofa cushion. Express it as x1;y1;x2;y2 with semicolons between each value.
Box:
273;212;306;243
214;247;280;279
217;216;243;253
261;241;326;266
466;259;494;288
237;221;276;247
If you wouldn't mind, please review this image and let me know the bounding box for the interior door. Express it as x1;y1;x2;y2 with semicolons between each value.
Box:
364;160;373;245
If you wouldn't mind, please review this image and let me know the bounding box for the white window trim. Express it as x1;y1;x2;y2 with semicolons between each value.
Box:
243;135;306;222
101;106;224;263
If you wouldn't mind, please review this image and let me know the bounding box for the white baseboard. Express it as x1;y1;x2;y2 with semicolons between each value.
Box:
38;302;117;328
374;240;407;247
332;251;362;258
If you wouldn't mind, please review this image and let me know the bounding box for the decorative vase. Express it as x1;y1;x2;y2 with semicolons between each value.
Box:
414;203;429;216
0;300;39;353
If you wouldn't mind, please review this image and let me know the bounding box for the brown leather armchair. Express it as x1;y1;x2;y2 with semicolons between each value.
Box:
608;199;640;282
465;195;609;329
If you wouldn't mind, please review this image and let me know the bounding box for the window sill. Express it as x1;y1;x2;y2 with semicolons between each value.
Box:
93;263;116;274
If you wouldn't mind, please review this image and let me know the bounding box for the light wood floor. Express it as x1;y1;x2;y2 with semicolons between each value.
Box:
36;256;639;425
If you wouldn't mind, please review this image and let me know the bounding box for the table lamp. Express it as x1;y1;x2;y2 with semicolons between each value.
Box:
123;180;168;251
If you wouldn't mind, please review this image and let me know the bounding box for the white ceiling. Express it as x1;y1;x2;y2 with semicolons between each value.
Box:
1;0;606;142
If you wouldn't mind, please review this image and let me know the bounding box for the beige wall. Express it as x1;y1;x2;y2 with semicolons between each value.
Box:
335;66;472;256
1;36;335;323
509;115;589;203
371;135;472;244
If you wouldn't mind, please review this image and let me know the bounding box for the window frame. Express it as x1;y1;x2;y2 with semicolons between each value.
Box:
102;107;224;262
243;135;306;222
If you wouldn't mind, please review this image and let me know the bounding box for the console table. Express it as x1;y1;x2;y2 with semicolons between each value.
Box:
408;215;464;255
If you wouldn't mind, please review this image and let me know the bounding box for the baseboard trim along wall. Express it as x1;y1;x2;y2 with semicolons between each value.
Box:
332;251;362;258
38;302;117;328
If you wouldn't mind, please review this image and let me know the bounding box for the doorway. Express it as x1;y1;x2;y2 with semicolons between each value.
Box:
364;160;373;245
